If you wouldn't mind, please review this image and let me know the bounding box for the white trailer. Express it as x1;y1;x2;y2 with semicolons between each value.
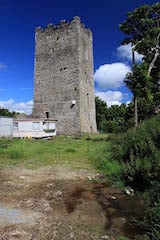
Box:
0;116;13;137
13;119;56;138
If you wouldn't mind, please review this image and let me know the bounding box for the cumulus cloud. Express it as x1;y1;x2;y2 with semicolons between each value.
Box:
0;99;33;114
95;91;123;107
117;43;143;62
94;63;131;90
0;63;7;70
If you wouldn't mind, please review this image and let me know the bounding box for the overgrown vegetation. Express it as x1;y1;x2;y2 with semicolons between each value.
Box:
92;115;160;239
95;4;160;236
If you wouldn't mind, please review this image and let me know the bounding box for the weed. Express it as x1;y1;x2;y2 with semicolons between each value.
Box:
66;148;77;153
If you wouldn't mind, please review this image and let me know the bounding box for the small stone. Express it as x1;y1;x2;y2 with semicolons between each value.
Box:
101;235;109;240
53;230;58;237
125;187;134;195
47;182;55;188
20;176;26;179
125;189;131;195
53;190;63;199
87;176;92;180
111;196;117;200
69;232;74;239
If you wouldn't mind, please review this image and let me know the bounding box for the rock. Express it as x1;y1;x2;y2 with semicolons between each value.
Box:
53;230;58;238
95;173;105;179
101;235;110;239
125;188;134;195
125;189;131;195
19;176;26;179
69;232;74;239
87;176;92;181
47;182;55;188
111;196;117;200
7;230;33;240
53;190;63;199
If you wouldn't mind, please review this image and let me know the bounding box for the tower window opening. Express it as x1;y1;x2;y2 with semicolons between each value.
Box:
46;112;50;118
87;93;89;106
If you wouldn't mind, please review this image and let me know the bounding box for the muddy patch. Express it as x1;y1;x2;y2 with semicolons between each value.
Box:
65;182;146;239
0;166;145;239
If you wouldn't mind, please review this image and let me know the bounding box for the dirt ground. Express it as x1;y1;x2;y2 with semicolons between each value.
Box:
0;165;144;240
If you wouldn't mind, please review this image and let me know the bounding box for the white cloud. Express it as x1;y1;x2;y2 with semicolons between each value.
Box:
0;99;33;114
117;43;143;62
94;63;131;90
0;63;7;70
95;91;123;107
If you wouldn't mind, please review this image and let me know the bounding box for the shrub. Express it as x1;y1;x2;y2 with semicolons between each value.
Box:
109;115;160;239
141;202;160;240
110;115;160;191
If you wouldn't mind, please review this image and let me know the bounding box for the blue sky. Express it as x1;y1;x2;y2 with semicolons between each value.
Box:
0;0;157;113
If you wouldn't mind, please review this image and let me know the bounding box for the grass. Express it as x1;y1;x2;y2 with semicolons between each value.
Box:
0;134;108;170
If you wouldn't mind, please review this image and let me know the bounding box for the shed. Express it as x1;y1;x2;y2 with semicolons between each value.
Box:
13;118;56;138
0;116;13;137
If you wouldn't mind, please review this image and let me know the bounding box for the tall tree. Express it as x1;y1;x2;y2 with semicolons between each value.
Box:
95;97;107;132
120;2;160;125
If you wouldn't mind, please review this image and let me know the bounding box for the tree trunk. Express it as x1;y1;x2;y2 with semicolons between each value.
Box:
134;95;138;127
132;48;138;127
148;32;160;77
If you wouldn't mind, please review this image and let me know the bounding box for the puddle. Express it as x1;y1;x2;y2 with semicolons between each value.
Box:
0;203;33;226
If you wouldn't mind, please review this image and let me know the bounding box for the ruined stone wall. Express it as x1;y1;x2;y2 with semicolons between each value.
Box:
33;16;97;135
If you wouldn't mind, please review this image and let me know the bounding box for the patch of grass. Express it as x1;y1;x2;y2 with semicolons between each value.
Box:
0;135;106;170
90;140;124;187
118;237;130;240
65;148;77;153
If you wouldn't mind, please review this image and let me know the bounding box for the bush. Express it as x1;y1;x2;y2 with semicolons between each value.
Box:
110;115;160;191
92;115;160;239
109;115;160;239
141;202;160;240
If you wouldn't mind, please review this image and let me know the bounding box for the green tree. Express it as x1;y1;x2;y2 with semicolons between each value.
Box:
95;97;107;132
120;2;160;125
95;97;134;133
0;108;14;117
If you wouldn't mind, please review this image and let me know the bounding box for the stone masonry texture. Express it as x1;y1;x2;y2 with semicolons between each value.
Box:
33;16;97;135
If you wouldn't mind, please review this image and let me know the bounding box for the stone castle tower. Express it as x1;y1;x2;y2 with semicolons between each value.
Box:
33;16;97;135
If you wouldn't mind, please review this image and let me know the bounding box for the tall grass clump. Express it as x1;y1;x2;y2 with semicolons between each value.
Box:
91;140;124;186
5;139;26;159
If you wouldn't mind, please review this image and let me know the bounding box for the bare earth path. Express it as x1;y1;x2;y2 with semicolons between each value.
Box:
0;165;107;240
0;165;143;240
